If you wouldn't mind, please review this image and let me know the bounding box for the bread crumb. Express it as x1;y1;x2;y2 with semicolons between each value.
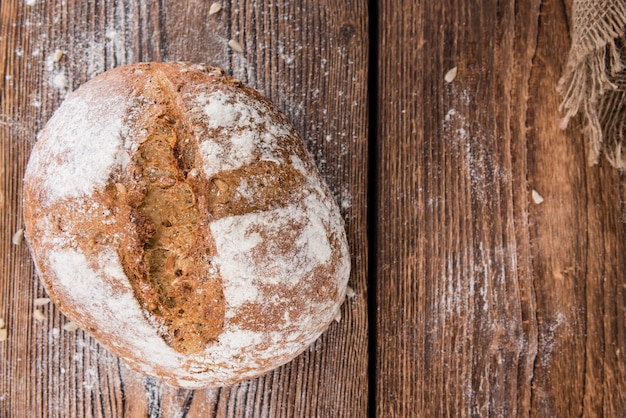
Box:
209;2;222;15
346;286;356;299
34;297;51;307
228;39;244;53
24;0;36;5
63;322;79;332
0;328;7;342
444;66;458;83
532;189;544;204
34;309;46;322
12;228;24;245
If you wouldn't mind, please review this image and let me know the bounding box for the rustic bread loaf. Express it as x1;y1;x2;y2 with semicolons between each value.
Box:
23;62;350;388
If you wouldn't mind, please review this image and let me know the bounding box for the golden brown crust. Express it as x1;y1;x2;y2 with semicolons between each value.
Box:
119;70;224;354
23;62;350;388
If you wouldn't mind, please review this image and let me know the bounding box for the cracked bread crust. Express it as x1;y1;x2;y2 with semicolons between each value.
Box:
23;62;350;388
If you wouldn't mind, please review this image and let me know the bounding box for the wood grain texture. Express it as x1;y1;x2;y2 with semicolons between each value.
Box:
5;0;626;416
527;1;626;416
0;0;368;416
376;0;626;416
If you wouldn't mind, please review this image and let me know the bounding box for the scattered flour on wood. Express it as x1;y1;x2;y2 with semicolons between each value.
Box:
339;188;352;210
443;90;511;203
539;312;566;368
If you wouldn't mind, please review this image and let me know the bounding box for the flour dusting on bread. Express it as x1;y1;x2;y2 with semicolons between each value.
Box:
191;89;289;177
48;248;179;368
28;79;129;205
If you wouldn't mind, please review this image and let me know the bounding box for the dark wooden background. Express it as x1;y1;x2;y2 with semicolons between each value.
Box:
1;0;625;416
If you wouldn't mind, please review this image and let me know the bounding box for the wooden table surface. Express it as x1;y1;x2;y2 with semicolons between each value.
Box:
1;0;625;416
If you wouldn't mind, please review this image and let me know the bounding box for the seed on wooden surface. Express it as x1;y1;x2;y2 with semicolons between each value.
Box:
532;189;544;204
34;297;51;307
334;308;342;323
0;328;7;342
34;309;46;322
228;39;244;53
12;228;24;245
62;322;79;332
444;66;458;83
53;49;63;62
209;2;222;15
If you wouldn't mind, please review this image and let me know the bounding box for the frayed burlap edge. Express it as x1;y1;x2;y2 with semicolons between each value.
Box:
557;0;626;168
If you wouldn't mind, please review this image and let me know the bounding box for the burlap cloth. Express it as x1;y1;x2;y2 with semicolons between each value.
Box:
558;0;626;168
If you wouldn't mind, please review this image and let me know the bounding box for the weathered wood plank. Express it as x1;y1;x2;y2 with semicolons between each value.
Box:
377;0;530;414
526;0;626;416
376;0;626;416
0;0;368;416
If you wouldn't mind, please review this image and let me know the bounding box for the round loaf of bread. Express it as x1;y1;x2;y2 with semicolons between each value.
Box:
23;62;350;388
